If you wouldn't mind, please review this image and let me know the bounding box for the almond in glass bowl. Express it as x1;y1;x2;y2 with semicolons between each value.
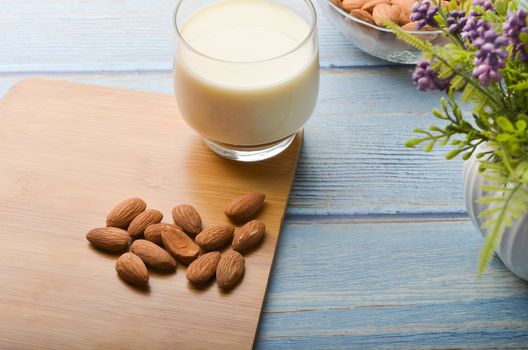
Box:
319;0;447;64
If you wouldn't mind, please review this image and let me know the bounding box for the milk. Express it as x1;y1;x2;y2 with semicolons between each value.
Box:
174;0;319;146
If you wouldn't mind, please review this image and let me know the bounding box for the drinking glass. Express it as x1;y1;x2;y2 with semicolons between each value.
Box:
173;0;319;161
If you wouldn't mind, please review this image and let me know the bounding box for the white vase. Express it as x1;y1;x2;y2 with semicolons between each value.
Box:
463;154;528;281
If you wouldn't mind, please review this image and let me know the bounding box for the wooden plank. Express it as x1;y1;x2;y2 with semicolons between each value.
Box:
256;219;528;349
0;69;463;216
0;78;301;349
0;0;390;73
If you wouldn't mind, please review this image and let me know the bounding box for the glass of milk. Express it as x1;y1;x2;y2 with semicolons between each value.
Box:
173;0;319;162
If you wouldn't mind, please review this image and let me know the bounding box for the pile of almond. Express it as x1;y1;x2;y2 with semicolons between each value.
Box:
85;193;266;291
331;0;429;30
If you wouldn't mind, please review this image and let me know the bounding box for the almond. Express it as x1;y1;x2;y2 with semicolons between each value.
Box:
350;9;375;24
86;227;129;252
106;197;146;229
361;0;390;12
232;220;266;253
115;252;149;286
131;239;176;271
389;5;402;23
172;204;203;236
392;0;415;24
372;3;399;27
401;21;435;31
161;226;201;265
195;225;234;251
216;251;245;290
391;0;416;9
144;223;181;246
330;0;342;7
186;251;221;284
341;0;368;12
402;21;419;31
127;209;163;238
399;9;411;25
224;192;265;222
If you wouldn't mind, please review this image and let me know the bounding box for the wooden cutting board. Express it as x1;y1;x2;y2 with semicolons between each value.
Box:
0;78;302;350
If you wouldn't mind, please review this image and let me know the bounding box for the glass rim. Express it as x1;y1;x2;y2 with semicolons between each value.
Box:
326;0;441;35
173;0;318;64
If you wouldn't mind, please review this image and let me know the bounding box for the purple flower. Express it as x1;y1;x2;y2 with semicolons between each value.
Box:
471;29;509;85
446;10;467;34
411;0;438;30
471;0;494;12
472;29;509;50
472;62;502;85
413;60;450;91
503;9;528;61
461;16;491;44
460;0;498;42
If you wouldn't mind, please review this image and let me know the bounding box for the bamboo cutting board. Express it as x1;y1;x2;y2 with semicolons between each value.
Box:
0;78;302;350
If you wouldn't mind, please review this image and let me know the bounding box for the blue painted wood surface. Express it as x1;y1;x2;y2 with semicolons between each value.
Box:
1;1;527;348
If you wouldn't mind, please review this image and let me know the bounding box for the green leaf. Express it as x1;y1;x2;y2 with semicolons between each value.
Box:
424;141;435;152
512;197;528;212
482;184;508;192
474;115;489;130
440;97;448;113
432;109;446;119
480;162;505;172
496;117;515;132
522;169;528;184
496;133;512;142
478;207;501;219
482;173;508;183
520;32;528;44
446;148;462;159
511;79;528;90
462;151;473;160
431;60;443;71
476;152;490;159
438;64;454;79
461;83;477;103
514;161;528;177
519;187;528;204
384;21;435;53
479;196;507;204
474;95;489;114
478;183;524;276
516;120;527;132
434;13;445;27
405;138;425;148
507;205;523;221
481;219;496;229
439;136;451;146
495;0;508;15
450;75;466;90
414;128;433;136
478;229;500;277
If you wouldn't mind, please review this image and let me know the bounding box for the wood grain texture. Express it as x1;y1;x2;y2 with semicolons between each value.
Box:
0;69;462;217
0;78;302;350
2;1;527;348
257;219;528;349
0;0;389;73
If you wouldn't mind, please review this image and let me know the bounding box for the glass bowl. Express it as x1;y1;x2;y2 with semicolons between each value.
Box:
317;0;447;64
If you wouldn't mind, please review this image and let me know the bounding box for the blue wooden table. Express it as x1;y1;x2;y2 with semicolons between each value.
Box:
2;1;528;348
